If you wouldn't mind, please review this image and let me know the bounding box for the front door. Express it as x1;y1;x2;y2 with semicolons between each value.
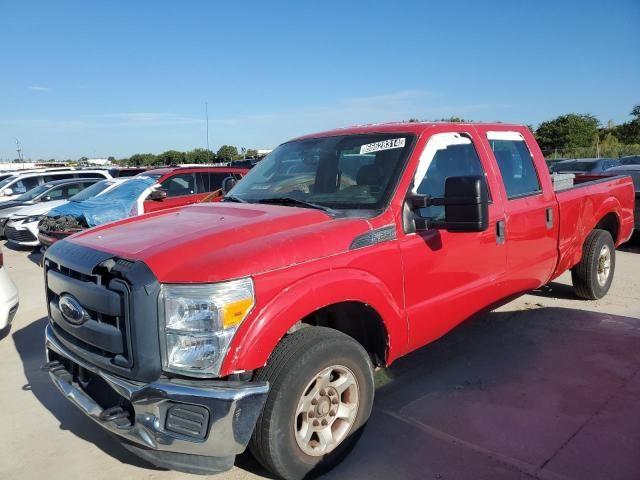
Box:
397;130;508;351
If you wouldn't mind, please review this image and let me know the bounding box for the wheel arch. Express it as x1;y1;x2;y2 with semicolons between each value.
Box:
221;269;407;376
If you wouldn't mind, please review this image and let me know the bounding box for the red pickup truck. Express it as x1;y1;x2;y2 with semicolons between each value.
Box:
42;123;635;479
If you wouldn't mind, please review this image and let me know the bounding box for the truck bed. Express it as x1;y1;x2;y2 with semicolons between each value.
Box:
552;175;635;278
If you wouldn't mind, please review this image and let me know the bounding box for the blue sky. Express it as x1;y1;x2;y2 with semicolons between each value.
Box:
1;0;638;160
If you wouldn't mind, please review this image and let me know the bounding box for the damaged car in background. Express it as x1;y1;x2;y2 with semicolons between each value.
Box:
38;176;157;248
38;165;248;247
1;178;103;247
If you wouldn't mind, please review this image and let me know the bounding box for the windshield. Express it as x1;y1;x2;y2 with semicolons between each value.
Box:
16;183;51;201
228;133;416;210
69;180;115;201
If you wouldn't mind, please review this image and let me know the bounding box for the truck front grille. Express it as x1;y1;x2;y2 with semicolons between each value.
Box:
45;259;132;369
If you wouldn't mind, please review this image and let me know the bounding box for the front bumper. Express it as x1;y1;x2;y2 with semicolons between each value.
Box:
45;324;269;473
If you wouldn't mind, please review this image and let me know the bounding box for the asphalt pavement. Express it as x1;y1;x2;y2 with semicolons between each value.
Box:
1;236;639;480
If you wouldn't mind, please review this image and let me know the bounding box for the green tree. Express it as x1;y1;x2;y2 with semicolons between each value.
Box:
216;145;239;162
535;113;600;152
127;153;157;166
615;104;640;144
157;150;186;165
185;148;216;163
245;148;258;158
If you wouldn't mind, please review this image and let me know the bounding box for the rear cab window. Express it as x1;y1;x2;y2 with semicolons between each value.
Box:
487;131;541;199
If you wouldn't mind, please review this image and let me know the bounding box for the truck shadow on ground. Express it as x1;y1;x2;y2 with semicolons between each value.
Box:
319;306;640;480
1;240;43;266
13;304;640;479
619;231;640;253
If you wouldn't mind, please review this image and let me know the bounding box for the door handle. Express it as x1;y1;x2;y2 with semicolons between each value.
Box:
545;208;554;229
496;219;506;245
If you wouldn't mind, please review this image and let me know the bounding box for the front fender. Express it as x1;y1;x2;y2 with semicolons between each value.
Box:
220;268;408;375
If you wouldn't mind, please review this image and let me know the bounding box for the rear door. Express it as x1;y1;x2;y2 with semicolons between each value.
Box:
479;129;559;290
397;129;508;350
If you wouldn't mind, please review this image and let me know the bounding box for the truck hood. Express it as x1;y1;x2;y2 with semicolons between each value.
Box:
69;203;372;282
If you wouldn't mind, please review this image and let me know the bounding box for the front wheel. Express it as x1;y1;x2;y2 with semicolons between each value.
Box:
249;327;374;480
571;229;615;300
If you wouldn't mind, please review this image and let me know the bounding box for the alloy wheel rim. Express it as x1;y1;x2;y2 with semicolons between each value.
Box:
597;244;612;287
294;364;359;457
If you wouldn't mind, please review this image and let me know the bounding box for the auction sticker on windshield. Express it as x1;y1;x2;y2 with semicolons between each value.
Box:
360;138;406;154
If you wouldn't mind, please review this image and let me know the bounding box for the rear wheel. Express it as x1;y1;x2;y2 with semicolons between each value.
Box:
249;327;374;480
571;229;615;300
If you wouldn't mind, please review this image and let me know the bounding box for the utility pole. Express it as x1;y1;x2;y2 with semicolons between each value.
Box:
205;102;210;163
16;139;24;169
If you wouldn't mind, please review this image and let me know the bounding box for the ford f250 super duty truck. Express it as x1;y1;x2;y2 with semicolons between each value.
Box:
42;123;635;480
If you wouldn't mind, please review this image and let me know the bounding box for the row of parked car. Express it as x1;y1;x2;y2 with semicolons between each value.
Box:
548;155;640;174
0;165;248;248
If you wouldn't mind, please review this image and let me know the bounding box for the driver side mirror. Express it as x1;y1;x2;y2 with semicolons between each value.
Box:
148;189;168;201
409;176;489;232
222;176;237;194
41;195;52;202
2;188;14;197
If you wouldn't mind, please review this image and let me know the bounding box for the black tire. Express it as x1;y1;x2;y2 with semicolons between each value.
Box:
571;229;615;300
249;327;374;480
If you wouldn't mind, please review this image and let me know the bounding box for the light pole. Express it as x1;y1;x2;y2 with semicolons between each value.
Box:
205;102;210;163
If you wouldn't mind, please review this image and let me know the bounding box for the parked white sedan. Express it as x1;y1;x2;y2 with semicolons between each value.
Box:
0;246;18;332
5;178;125;247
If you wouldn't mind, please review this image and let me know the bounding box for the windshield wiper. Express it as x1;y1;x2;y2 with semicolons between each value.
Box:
223;195;247;203
255;197;335;214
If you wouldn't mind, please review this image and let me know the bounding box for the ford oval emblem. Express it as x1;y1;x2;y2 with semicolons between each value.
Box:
59;294;89;326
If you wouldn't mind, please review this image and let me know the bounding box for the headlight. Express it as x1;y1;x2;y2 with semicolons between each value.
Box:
23;215;44;224
159;278;255;377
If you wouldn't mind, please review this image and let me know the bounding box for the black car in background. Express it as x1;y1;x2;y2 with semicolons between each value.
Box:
606;165;640;231
620;155;640;166
549;157;621;174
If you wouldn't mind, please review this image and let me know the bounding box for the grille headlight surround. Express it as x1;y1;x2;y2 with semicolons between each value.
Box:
159;278;255;377
23;215;44;224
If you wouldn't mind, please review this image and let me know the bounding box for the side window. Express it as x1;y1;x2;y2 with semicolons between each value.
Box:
64;185;83;197
413;133;488;221
209;173;230;191
45;186;67;200
12;177;40;194
487;133;541;199
160;173;196;197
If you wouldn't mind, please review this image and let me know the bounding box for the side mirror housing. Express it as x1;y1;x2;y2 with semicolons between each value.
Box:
148;189;168;201
2;188;14;197
410;176;489;233
222;176;237;194
41;195;52;202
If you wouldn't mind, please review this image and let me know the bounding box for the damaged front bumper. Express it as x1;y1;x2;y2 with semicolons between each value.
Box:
44;324;269;474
